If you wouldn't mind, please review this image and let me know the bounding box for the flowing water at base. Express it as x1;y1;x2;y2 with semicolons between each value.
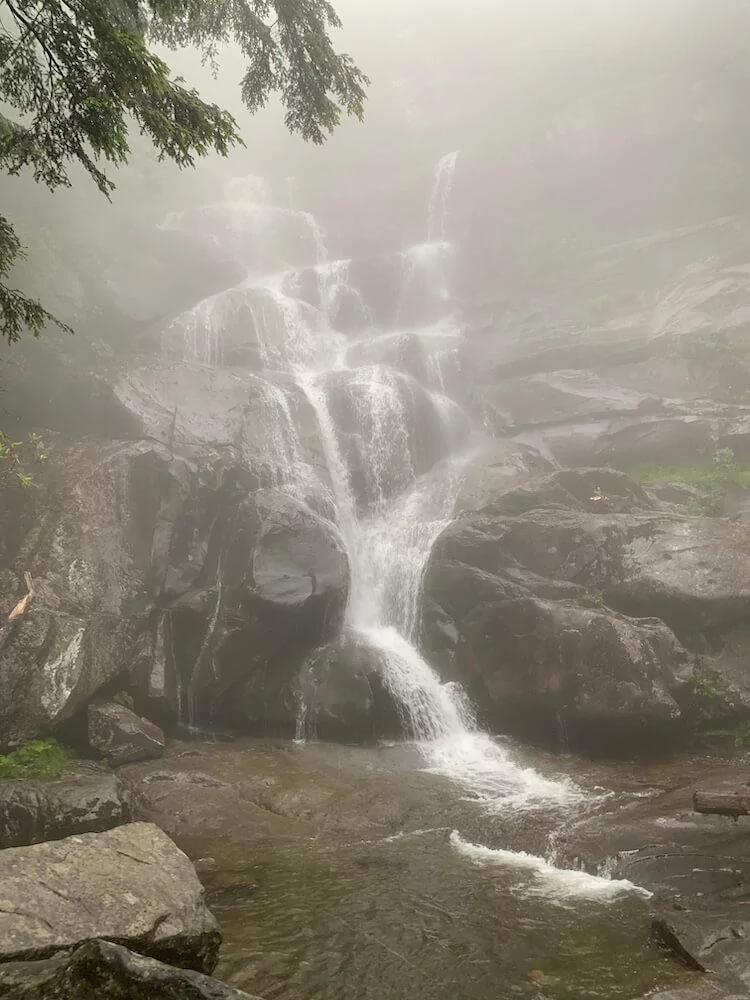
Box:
198;740;684;1000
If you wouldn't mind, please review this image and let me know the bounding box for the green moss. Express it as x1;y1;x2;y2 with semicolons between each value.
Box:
112;690;134;711
691;668;726;705
633;448;750;516
0;739;69;779
581;588;605;609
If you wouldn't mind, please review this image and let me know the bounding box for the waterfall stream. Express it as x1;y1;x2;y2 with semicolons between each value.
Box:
164;165;582;812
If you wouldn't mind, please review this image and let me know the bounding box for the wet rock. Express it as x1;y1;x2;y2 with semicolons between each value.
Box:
0;441;199;746
0;939;259;1000
345;332;428;384
553;759;750;995
114;365;328;492
641;984;745;1000
0;822;220;972
0;610;138;748
0;764;132;848
422;468;737;750
481;369;665;430
424;561;694;751
454;439;554;514
181;489;349;731
88;702;165;766
298;633;401;741
344;254;403;329
521;414;716;471
432;467;750;638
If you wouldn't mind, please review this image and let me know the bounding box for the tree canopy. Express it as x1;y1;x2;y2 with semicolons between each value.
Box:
0;0;368;344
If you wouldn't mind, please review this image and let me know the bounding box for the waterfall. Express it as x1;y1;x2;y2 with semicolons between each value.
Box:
161;169;581;810
427;150;460;243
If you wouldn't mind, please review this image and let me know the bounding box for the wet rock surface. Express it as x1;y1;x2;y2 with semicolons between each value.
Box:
0;940;259;1000
0;763;132;848
554;760;750;999
424;465;750;751
0;822;220;972
121;738;750;1000
88;702;166;766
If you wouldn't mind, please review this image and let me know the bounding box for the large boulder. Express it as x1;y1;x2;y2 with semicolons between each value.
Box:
0;441;198;747
0;430;348;741
0;823;220;972
424;559;695;752
177;488;349;731
297;632;401;741
0;765;132;849
421;467;750;751
0;939;259;1000
87;702;165;766
113;365;330;512
454;439;554;514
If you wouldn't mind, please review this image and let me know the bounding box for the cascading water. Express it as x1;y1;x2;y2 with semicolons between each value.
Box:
162;160;581;812
427;150;460;243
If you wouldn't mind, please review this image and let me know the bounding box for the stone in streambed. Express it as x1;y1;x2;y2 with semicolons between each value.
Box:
0;822;220;972
0;939;260;1000
0;763;132;848
87;702;165;766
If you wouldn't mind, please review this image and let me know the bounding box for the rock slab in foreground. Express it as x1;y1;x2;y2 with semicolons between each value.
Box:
0;822;220;972
0;939;258;1000
88;702;166;766
0;765;132;849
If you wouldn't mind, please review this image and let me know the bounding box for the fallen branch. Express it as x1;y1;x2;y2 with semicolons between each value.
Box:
8;571;34;621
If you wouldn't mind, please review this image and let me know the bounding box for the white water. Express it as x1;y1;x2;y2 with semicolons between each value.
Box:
161;163;586;818
427;151;460;243
450;832;652;902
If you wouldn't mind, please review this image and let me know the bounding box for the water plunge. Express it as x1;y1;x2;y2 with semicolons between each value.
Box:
162;163;582;813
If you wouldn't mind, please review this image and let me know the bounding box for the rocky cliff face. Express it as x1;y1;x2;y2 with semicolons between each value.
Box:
5;135;750;757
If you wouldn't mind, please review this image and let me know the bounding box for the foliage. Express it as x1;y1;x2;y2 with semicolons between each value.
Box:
633;448;750;516
581;588;605;609
112;690;135;710
0;430;47;488
0;739;69;778
691;667;725;704
0;0;368;344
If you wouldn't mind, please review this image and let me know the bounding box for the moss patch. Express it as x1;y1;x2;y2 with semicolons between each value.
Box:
633;449;750;515
0;739;69;779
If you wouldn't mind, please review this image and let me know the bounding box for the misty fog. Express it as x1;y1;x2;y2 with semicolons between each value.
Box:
3;3;750;999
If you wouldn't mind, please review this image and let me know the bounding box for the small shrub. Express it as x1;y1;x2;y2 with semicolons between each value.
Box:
0;430;48;490
0;739;69;779
581;588;605;609
691;668;725;704
112;690;135;711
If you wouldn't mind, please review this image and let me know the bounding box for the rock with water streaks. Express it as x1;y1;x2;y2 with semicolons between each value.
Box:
321;367;468;510
0;822;220;971
176;488;349;733
0;441;199;747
